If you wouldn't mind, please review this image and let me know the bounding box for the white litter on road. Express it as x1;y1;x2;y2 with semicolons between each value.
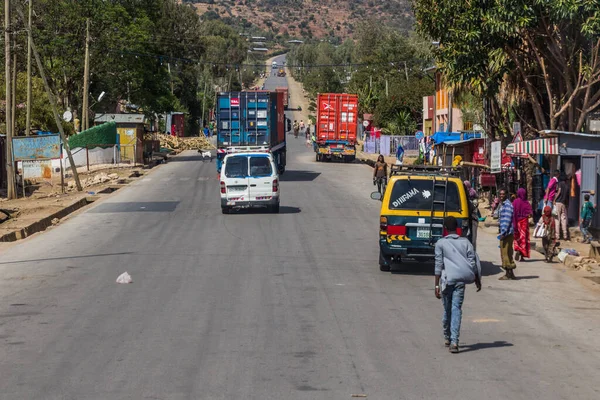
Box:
116;272;133;284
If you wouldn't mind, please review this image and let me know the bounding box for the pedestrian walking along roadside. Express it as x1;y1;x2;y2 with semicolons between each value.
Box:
435;216;482;354
498;188;517;280
580;193;596;244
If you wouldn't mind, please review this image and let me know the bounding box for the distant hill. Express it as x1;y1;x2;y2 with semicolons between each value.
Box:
183;0;414;40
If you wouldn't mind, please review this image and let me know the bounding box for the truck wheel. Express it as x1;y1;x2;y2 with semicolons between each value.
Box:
344;155;356;163
316;154;321;162
379;250;391;272
271;203;280;213
221;206;230;214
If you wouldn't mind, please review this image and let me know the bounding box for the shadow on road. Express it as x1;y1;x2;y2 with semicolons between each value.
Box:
391;260;435;275
231;206;301;215
389;260;506;277
280;170;321;182
480;261;503;277
0;252;135;265
168;154;213;163
459;341;514;353
514;275;540;280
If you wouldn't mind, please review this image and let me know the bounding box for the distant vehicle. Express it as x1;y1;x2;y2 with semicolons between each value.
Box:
272;61;278;69
277;68;286;77
216;91;287;175
220;151;280;214
314;93;358;163
275;87;289;109
370;165;475;271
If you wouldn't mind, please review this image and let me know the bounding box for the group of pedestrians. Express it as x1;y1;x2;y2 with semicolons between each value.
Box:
292;120;310;141
495;171;596;274
543;169;596;243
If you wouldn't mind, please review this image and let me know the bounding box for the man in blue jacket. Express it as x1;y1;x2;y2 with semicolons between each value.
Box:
435;216;482;353
395;142;404;165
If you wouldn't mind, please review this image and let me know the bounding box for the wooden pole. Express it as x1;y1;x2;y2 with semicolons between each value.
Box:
5;0;16;199
11;35;16;137
82;18;90;131
25;0;32;136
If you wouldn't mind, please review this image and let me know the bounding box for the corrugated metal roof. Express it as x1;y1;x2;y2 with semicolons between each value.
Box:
540;129;600;138
94;114;145;124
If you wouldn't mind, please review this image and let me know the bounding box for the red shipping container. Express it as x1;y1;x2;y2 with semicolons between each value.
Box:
172;113;185;137
275;87;289;108
274;90;285;144
316;93;358;145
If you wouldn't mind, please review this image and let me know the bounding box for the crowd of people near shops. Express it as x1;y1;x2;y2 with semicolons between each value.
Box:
486;169;596;279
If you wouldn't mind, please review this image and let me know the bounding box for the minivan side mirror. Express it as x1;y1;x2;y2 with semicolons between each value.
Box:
370;191;382;201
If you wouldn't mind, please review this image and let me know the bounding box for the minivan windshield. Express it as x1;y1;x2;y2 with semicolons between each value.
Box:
224;156;248;178
249;156;272;177
388;179;461;212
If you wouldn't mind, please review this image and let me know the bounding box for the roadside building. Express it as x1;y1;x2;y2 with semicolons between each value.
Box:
506;131;600;228
94;114;145;164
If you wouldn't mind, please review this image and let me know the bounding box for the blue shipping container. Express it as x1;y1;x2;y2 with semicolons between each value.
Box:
216;91;283;148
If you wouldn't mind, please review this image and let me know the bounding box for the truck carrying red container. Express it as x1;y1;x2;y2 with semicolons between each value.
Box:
315;93;359;162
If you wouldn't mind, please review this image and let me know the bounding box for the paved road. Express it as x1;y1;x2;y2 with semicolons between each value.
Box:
0;62;599;399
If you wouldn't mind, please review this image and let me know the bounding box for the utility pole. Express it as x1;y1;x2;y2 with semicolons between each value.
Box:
5;0;15;199
82;18;90;131
201;78;207;128
25;0;32;136
11;34;16;137
15;5;82;191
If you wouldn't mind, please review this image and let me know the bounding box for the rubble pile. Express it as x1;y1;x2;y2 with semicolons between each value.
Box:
155;134;214;152
67;172;126;190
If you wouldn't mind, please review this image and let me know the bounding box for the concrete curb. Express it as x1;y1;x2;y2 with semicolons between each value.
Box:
0;197;95;243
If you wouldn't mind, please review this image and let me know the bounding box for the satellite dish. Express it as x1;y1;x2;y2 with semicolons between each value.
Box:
98;91;106;102
63;110;73;122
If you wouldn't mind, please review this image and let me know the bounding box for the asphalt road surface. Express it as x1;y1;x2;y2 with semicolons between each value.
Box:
0;59;599;399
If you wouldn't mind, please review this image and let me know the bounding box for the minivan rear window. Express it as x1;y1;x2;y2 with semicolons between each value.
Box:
224;156;248;178
249;156;272;177
388;179;461;212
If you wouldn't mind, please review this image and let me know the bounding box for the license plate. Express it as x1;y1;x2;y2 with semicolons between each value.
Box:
228;186;246;192
416;228;431;239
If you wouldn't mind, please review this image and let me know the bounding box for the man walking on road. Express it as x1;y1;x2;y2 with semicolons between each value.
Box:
435;216;482;354
498;188;517;280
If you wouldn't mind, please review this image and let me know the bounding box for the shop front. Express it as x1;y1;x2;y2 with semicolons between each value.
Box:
507;132;600;228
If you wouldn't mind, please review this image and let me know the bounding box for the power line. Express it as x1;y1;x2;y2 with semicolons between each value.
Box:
107;48;414;69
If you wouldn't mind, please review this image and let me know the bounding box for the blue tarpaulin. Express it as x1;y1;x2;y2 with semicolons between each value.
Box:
431;131;482;145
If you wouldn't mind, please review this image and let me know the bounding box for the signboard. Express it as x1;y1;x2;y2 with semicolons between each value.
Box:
513;122;521;138
491;141;502;174
230;98;240;107
12;135;61;161
23;160;53;179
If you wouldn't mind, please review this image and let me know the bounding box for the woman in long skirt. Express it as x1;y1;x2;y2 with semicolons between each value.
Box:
513;188;533;261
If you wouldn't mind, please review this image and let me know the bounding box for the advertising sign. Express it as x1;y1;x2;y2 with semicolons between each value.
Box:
491;141;502;174
12;135;61;161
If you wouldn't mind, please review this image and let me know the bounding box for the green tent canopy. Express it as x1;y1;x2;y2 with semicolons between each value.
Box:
68;122;118;149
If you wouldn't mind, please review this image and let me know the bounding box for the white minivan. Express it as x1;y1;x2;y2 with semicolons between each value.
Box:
220;152;280;214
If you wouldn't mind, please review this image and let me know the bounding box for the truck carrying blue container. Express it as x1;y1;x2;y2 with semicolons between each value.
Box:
216;91;287;174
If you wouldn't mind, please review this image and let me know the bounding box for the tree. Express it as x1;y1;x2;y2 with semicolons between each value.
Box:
413;0;600;134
